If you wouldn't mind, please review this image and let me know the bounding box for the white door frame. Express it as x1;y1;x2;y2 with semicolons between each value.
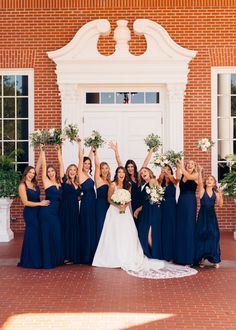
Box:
48;19;197;167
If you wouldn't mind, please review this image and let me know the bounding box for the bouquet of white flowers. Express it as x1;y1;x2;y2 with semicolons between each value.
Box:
84;130;105;149
165;150;184;168
29;129;51;148
63;123;80;143
197;138;214;152
47;128;66;145
153;154;170;167
144;133;162;151
145;180;165;205
111;189;132;214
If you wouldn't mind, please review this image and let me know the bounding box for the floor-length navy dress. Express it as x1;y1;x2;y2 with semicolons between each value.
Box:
79;178;96;264
18;186;42;268
138;184;163;259
96;184;109;244
40;185;63;269
175;177;197;265
131;180;141;228
161;181;176;261
60;181;82;264
195;191;221;264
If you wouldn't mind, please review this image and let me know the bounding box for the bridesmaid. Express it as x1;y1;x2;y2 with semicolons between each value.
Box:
39;145;63;269
78;142;97;264
109;142;154;225
58;144;83;265
195;169;223;268
175;159;198;265
134;167;163;259
94;150;110;244
18;156;49;268
158;165;177;261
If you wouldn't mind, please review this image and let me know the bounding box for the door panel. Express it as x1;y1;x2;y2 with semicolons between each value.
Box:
83;110;162;175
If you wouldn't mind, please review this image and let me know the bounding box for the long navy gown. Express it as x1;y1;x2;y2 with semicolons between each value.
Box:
195;191;221;264
161;181;176;261
18;186;42;268
138;184;163;259
79;178;97;264
96;184;109;244
175;177;197;265
39;185;63;269
60;181;82;264
131;180;141;228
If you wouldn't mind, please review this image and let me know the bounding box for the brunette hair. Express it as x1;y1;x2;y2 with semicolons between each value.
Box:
204;175;218;192
20;166;37;188
83;156;92;175
46;165;61;184
139;167;155;186
125;159;138;182
113;166;131;191
161;164;174;186
65;164;80;185
100;162;111;184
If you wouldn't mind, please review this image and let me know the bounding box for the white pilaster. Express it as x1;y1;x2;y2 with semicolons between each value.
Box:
166;84;186;152
0;198;14;242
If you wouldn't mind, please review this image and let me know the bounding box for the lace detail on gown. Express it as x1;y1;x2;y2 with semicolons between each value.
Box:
92;188;198;279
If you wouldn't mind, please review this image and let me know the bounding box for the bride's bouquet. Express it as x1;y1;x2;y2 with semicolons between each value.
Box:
84;130;105;149
145;179;165;205
197;138;215;152
111;189;132;214
63;123;80;143
144;133;162;151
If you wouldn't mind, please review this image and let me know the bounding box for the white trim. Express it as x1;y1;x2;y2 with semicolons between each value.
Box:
0;69;34;168
211;67;236;178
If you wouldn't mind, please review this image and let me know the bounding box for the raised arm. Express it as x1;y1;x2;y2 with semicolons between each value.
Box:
94;150;102;187
141;148;154;168
109;141;122;167
35;148;43;176
175;159;182;181
88;147;95;163
41;145;47;183
197;165;204;198
78;141;84;176
57;145;65;180
216;188;223;208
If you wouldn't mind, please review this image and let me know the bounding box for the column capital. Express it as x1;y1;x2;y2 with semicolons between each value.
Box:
167;83;186;101
59;84;80;103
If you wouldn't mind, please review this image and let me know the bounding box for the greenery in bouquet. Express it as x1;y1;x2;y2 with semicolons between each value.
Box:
165;150;184;168
47;128;65;145
84;130;105;149
153;154;170;168
0;151;21;197
29;129;51;148
197;138;215;152
145;179;165;205
144;133;162;151
63;123;80;143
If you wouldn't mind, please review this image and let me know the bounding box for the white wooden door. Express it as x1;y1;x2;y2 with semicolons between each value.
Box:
83;110;162;175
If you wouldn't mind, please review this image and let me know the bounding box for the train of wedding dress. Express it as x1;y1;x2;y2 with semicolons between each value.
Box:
92;203;198;279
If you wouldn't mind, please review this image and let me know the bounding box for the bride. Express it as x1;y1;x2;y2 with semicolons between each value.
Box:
92;166;197;279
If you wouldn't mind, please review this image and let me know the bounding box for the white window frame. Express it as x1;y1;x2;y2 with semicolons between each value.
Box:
0;69;34;170
211;67;236;179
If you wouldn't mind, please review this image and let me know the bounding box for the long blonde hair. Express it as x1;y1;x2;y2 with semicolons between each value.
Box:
139;167;155;186
204;175;218;192
185;160;198;174
100;162;111;184
65;164;80;185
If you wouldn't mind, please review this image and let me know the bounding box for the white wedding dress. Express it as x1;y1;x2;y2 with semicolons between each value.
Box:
92;189;198;279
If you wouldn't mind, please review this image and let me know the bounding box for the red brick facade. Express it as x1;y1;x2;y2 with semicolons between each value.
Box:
0;0;235;231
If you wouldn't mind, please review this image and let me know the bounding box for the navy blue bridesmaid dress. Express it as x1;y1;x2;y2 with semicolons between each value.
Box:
195;191;221;264
131;180;141;227
96;184;109;244
79;178;96;264
60;180;82;264
18;186;42;268
138;184;163;259
40;185;63;269
175;176;197;265
161;181;176;261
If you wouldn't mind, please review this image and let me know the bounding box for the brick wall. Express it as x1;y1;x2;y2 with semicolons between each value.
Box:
0;0;235;231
